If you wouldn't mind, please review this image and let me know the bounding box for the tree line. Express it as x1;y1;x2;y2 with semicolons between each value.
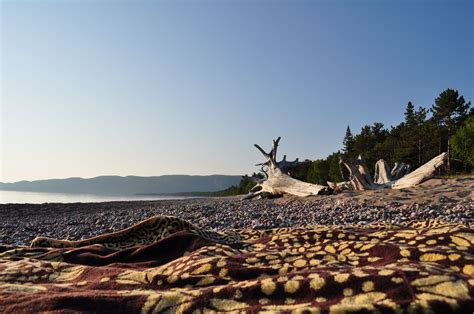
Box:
307;88;472;185
222;88;472;195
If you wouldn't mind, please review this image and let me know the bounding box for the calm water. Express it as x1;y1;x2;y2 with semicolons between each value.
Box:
0;190;192;204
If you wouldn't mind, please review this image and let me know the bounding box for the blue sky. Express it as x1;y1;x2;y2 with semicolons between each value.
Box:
1;0;472;182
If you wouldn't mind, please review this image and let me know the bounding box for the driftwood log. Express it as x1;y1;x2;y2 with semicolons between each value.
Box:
243;137;332;199
374;159;412;184
340;153;447;191
243;137;447;199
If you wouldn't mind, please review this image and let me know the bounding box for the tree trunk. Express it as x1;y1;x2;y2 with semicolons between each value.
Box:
447;137;451;175
243;137;332;199
417;139;422;166
438;138;442;176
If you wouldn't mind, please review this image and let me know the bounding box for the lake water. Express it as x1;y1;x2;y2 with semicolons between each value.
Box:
0;190;192;204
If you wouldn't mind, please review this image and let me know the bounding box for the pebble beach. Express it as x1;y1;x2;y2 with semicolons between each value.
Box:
1;177;472;246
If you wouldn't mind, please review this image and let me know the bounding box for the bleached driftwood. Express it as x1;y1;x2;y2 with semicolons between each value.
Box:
340;153;447;191
243;137;332;199
391;154;445;189
373;159;412;184
374;159;392;184
337;155;376;191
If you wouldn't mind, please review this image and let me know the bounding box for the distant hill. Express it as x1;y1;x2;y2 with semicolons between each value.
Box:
0;175;241;195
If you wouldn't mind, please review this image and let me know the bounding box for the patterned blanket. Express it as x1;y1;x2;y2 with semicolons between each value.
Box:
0;216;473;313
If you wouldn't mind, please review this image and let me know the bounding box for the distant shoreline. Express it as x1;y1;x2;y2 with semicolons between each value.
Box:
0;190;199;204
0;174;241;196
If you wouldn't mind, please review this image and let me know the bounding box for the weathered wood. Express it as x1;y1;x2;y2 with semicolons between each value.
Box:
244;138;445;199
243;137;332;199
339;156;379;191
340;153;447;191
357;155;374;186
374;159;392;184
373;159;411;184
391;153;446;189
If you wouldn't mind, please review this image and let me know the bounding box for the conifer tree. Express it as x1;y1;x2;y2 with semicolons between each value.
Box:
404;101;415;123
343;126;355;157
402;102;428;167
431;89;471;173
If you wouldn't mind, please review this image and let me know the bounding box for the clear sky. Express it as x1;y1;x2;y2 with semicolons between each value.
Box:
0;0;472;182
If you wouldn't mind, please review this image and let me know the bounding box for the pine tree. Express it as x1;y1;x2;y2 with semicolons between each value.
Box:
413;107;428;166
343;126;355;157
401;102;428;167
404;101;415;124
431;89;471;173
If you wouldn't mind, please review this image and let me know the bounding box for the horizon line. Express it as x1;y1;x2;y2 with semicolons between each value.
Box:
0;173;245;184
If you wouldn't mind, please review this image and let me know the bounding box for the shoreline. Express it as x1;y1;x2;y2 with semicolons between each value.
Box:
1;177;472;246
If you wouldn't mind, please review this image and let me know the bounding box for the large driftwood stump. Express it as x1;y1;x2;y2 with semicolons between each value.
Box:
374;159;392;184
243;137;332;199
340;153;447;191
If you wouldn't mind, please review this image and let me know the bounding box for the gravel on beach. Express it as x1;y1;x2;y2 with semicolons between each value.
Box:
0;177;473;246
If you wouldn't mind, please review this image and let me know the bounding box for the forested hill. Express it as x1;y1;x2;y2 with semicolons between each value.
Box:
0;175;241;195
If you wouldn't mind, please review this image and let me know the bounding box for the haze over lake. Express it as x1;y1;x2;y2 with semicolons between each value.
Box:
0;190;193;204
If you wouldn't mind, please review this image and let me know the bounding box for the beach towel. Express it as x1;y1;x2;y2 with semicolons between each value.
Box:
0;216;473;313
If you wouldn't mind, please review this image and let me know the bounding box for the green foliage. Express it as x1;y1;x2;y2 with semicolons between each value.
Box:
303;152;348;185
343;126;355;157
253;88;471;189
431;89;471;173
352;122;388;172
287;162;312;182
307;159;329;185
395;102;429;167
339;90;470;177
202;88;472;197
431;89;470;132
418;118;441;165
451;116;474;171
327;152;347;182
404;101;415;121
236;178;258;195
